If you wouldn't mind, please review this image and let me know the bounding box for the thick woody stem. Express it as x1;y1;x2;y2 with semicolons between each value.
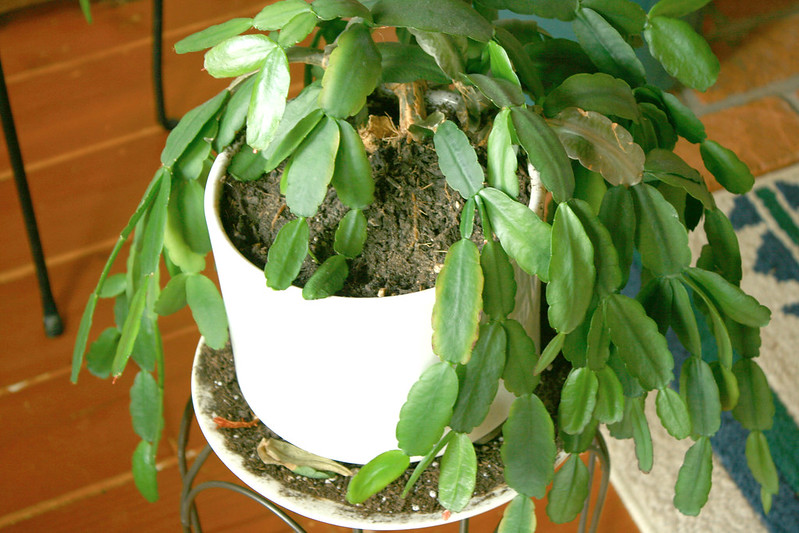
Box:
385;81;428;140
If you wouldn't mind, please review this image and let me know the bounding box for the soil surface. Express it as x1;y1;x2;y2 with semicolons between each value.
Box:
220;135;529;297
194;341;569;519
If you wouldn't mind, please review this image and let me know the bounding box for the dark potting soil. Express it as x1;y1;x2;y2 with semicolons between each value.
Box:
220;135;530;297
195;341;569;518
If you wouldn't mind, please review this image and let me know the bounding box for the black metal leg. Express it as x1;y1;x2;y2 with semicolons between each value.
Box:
578;433;611;533
152;0;177;131
0;52;63;338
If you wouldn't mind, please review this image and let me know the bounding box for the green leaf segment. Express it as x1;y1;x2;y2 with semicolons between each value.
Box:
438;432;478;512
498;494;537;533
502;394;557;499
674;436;713;515
346;450;410;504
432;239;483;365
546;454;590;523
396;362;458;457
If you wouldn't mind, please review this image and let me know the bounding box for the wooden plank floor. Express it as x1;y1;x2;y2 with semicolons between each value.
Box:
17;0;796;531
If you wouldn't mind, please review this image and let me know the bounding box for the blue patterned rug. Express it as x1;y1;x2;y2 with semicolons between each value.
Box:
606;166;799;532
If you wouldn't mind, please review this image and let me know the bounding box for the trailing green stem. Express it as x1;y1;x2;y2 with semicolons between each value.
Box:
71;172;164;382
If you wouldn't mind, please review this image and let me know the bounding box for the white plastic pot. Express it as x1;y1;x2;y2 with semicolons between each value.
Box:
204;148;541;465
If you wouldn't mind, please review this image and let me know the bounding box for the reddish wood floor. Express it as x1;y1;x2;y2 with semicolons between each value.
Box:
0;1;653;531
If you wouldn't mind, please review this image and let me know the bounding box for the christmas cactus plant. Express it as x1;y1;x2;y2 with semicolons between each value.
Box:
72;0;776;529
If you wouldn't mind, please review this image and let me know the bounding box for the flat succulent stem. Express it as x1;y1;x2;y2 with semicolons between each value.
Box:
286;46;326;67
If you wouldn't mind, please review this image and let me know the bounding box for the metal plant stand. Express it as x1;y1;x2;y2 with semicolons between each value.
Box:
178;396;609;533
0;51;63;338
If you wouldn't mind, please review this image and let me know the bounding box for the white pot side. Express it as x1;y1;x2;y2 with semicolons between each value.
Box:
203;148;542;466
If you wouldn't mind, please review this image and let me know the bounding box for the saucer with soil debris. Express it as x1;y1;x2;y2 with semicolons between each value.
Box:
190;338;522;531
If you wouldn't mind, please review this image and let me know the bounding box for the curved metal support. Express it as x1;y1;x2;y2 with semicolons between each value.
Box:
578;432;611;533
180;446;212;532
182;480;307;533
178;398;203;532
